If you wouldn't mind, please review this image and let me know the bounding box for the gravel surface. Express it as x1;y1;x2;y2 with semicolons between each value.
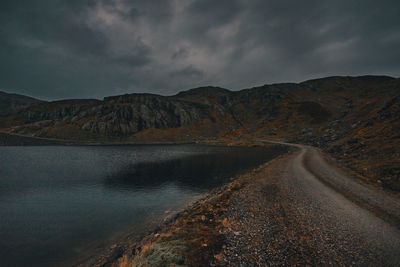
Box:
217;144;400;266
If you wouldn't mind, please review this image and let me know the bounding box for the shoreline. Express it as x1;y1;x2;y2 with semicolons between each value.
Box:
3;135;399;265
0;139;289;267
79;149;291;267
72;193;206;267
0;131;274;147
3;137;399;265
80;140;400;266
0;131;198;146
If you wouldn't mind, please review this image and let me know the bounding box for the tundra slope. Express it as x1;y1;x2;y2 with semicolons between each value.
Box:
0;75;399;191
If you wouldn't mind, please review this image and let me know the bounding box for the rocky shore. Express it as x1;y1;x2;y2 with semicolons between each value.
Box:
79;150;291;267
81;140;400;267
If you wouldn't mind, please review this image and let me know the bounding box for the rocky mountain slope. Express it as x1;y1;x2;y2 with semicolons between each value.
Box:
0;90;44;115
0;75;399;191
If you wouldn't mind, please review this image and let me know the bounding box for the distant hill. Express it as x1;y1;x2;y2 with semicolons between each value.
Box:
0;90;44;115
0;75;399;191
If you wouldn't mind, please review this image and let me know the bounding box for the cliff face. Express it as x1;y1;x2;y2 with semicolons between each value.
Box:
0;76;399;191
10;93;217;138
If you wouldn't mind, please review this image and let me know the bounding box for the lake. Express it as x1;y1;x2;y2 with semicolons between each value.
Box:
0;144;287;266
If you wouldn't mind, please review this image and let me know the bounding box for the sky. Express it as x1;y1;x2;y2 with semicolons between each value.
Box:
0;0;399;100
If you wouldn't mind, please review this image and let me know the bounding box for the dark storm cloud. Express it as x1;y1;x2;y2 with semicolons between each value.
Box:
0;0;108;56
0;0;399;99
170;65;205;80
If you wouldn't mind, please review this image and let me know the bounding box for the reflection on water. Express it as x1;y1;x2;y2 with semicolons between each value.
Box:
104;148;279;191
0;144;287;267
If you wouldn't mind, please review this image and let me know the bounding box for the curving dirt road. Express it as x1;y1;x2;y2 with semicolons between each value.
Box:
219;142;400;266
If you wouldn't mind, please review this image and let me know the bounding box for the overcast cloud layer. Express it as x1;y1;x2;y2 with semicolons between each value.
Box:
1;0;399;100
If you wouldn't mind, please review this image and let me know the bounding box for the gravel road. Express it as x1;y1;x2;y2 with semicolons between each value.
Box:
218;142;400;266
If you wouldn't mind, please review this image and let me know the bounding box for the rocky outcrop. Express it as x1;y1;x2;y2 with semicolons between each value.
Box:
13;94;213;136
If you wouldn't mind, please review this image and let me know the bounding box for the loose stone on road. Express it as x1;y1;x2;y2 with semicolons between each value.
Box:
216;143;400;266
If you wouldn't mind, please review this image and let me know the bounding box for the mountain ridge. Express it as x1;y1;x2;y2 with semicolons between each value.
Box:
0;90;45;115
0;75;399;192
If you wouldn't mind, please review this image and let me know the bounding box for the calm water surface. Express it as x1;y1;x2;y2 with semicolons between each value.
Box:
0;144;287;266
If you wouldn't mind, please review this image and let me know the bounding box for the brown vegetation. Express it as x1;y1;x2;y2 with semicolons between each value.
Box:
0;75;399;191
